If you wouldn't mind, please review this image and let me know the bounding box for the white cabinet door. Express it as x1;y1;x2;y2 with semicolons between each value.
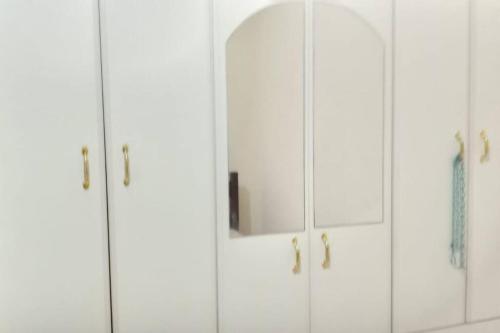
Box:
214;1;310;332
310;1;392;332
393;0;470;332
0;1;111;332
468;0;500;322
99;1;217;332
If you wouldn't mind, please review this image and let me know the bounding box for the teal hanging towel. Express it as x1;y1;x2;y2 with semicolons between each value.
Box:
451;141;466;269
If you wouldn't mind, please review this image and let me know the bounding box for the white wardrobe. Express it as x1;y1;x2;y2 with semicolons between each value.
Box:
1;0;217;332
2;0;500;332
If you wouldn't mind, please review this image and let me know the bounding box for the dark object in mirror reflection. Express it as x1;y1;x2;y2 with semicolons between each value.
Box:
229;172;239;231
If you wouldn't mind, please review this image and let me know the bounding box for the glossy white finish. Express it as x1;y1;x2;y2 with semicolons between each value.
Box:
310;1;392;332
215;1;310;332
0;1;111;332
100;0;217;331
467;0;500;322
393;0;470;332
311;226;391;333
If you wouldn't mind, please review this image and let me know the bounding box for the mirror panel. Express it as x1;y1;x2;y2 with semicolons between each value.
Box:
226;3;305;237
314;3;385;227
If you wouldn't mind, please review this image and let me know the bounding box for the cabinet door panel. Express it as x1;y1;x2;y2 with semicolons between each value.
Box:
215;1;310;332
0;1;111;332
311;1;392;332
100;1;217;331
468;0;500;322
393;1;469;332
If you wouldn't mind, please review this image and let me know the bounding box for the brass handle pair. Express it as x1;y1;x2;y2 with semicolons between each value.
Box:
292;234;331;274
455;130;490;163
81;145;130;190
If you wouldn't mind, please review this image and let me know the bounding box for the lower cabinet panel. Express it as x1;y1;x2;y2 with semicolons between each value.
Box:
310;225;391;333
218;235;310;333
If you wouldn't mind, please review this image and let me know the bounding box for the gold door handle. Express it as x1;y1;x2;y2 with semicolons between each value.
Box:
123;144;130;187
321;233;331;269
455;132;465;159
292;237;301;274
82;146;90;190
480;130;490;163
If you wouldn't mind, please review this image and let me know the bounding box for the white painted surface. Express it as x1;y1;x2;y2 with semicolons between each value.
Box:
313;1;384;228
215;1;310;332
433;319;500;333
467;0;500;322
0;1;111;332
99;0;217;331
227;4;305;235
311;225;391;333
310;1;392;332
393;0;470;332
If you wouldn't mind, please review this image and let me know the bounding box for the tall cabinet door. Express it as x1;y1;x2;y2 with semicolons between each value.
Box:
468;0;500;322
0;1;111;332
310;1;392;332
214;1;309;332
393;0;470;332
99;1;217;332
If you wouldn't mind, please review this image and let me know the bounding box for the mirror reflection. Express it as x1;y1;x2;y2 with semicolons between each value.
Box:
226;3;305;237
314;4;385;227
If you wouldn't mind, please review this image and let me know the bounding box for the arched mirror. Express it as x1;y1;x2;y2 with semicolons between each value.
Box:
226;3;305;237
314;3;385;227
